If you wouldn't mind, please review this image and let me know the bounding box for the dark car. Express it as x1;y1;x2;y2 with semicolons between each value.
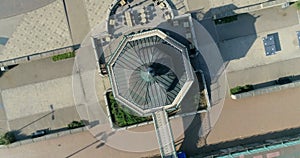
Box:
276;77;292;85
31;129;49;138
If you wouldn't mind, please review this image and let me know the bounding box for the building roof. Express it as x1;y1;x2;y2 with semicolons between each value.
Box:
107;29;194;115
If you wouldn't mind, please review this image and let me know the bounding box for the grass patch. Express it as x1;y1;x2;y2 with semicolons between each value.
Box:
106;92;151;127
230;85;254;95
52;51;75;61
294;1;300;9
194;91;208;110
214;15;238;25
0;132;15;145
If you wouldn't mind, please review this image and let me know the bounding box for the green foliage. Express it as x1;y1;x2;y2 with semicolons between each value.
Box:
214;15;238;25
194;91;208;110
296;1;300;9
107;92;151;127
67;120;85;129
230;85;254;95
0;132;15;145
52;51;75;61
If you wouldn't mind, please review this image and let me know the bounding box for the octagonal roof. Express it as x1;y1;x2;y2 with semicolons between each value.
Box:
107;29;194;116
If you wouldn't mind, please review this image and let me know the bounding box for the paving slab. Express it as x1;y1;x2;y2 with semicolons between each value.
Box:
0;57;74;90
8;106;80;137
0;0;73;61
0;0;55;19
84;0;114;29
2;76;75;120
252;6;299;34
65;0;91;44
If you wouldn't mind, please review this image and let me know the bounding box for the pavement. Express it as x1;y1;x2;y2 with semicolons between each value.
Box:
0;57;76;136
227;56;300;88
207;86;300;145
0;131;160;158
211;6;300;87
185;0;268;12
0;0;73;61
8;106;80;139
0;57;74;89
2;76;75;120
1;85;300;157
65;0;91;44
0;0;55;19
83;0;114;30
0;1;299;158
0;14;23;52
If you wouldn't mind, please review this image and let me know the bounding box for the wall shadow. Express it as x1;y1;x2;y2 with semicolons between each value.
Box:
178;114;205;154
195;4;258;62
192;126;300;157
178;4;259;157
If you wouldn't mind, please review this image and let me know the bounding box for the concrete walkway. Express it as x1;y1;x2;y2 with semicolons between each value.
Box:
152;109;177;157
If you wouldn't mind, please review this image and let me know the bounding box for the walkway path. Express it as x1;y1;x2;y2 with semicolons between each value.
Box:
153;109;177;158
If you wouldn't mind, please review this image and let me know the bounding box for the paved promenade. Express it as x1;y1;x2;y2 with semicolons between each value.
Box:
207;86;300;145
83;0;113;29
0;0;55;19
1;85;300;157
0;0;73;61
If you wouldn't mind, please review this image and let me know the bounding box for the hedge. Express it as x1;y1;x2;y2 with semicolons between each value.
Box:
52;51;75;61
67;120;85;129
0;132;15;145
230;85;254;95
107;92;151;127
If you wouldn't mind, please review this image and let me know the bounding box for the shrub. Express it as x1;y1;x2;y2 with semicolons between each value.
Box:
67;120;85;129
0;132;15;145
107;92;151;127
52;51;75;61
194;91;208;110
296;1;300;9
230;85;254;95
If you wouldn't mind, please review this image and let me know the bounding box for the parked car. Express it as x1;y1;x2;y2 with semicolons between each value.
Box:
31;129;49;138
0;66;8;72
177;151;187;158
276;77;292;85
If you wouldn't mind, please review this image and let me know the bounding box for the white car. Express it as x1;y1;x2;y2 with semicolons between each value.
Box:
0;66;8;72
